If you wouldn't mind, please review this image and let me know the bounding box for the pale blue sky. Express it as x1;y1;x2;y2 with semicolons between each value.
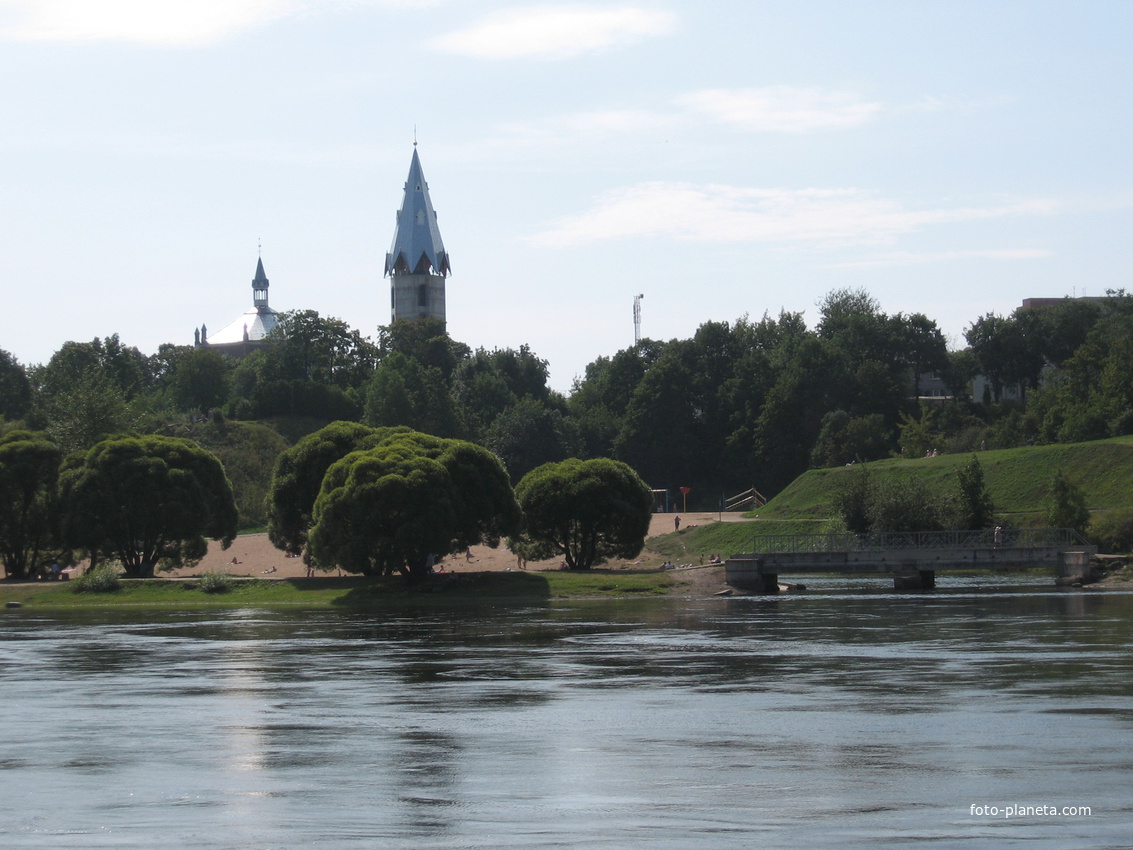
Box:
2;1;1130;391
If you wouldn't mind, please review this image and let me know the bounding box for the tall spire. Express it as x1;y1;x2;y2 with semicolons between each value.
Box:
384;148;450;279
252;256;269;308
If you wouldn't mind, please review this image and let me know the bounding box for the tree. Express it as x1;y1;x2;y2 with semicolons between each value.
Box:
810;410;892;467
954;454;995;529
40;366;135;455
898;312;949;400
59;435;237;576
37;335;149;401
868;475;948;533
264;310;377;389
309;447;460;579
484;398;581;484
834;466;953;534
965;313;1044;402
0;431;61;579
1046;469;1090;535
306;432;520;579
167;346;232;413
363;352;460;437
378;317;468;381
453;344;552;439
512;458;652;570
833;464;874;534
569;340;663;458
269;423;519;574
0;348;31;421
267;421;393;556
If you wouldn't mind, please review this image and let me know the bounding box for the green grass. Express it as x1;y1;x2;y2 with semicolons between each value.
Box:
653;518;832;562
0;568;683;611
757;435;1133;519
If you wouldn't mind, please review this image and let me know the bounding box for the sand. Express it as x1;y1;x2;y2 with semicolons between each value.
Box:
166;511;741;595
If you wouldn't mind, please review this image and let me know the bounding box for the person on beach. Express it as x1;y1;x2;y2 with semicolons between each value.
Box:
674;515;681;532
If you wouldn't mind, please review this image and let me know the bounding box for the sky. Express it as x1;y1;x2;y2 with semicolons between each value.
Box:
2;1;1132;392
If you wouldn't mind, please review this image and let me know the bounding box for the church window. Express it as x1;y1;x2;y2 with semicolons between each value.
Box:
418;284;428;307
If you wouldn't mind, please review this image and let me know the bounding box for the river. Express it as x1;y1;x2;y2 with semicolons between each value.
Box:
2;576;1132;848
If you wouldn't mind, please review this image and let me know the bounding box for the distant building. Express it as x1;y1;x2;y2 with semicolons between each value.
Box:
196;257;279;357
1020;296;1107;311
384;147;451;326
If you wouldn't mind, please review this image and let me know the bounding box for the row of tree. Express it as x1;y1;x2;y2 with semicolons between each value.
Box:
0;430;237;580
266;422;654;578
4;289;1133;515
0;422;655;580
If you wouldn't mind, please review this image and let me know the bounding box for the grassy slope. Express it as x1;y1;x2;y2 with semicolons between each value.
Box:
659;436;1133;559
760;436;1133;519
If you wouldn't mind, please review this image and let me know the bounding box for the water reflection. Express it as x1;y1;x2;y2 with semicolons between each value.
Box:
2;582;1132;847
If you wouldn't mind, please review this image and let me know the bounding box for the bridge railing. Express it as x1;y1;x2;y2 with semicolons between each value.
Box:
748;528;1091;554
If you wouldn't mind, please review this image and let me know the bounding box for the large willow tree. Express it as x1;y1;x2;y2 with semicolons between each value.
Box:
59;435;237;576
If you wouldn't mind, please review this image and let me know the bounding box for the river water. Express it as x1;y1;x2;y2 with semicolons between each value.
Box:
3;577;1132;848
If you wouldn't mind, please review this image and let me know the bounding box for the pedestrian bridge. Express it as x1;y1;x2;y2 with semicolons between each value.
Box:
725;528;1096;592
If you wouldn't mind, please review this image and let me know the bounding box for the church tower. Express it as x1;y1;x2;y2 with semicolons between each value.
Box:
196;256;280;356
384;147;451;325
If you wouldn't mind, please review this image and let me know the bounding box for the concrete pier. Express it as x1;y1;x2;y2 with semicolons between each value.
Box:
725;530;1096;593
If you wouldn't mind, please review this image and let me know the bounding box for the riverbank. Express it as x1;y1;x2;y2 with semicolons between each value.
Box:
1;512;734;609
1;564;728;609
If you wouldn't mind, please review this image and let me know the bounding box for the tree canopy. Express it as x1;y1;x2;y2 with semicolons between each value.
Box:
269;422;519;578
266;420;394;556
0;349;31;421
511;457;652;570
59;434;237;576
0;430;61;579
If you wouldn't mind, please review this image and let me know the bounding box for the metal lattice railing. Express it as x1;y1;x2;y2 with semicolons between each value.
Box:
748;528;1091;555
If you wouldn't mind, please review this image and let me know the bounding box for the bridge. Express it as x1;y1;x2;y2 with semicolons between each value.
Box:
725;528;1096;592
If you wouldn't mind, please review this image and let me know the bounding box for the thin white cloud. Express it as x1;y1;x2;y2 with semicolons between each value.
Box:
678;86;882;132
531;183;1057;249
490;86;882;152
429;5;676;60
828;249;1053;268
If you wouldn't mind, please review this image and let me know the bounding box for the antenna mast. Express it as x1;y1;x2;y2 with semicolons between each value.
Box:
633;294;644;345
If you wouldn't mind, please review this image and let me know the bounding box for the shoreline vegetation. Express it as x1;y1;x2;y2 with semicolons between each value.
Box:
1;511;734;610
11;428;1133;612
0;568;713;610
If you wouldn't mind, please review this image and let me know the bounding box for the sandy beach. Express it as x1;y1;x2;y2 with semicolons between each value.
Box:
166;511;739;594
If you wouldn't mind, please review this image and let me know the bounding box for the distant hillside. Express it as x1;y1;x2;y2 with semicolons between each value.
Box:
759;436;1133;520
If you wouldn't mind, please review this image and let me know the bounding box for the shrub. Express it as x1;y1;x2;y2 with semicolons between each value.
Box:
868;476;949;533
1089;510;1133;554
833;465;873;533
1046;469;1090;535
953;455;995;529
198;571;234;594
70;564;121;594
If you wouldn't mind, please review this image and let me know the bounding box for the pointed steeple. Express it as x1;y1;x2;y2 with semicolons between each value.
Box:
252;256;269;308
384;148;450;279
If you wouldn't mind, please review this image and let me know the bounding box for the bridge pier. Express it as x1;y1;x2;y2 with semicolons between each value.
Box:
893;570;935;590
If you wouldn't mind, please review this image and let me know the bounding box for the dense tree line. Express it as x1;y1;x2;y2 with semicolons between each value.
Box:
3;289;1132;527
0;430;236;579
